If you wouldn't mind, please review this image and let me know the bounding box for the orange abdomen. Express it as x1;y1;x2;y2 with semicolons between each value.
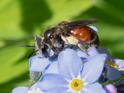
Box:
71;26;92;43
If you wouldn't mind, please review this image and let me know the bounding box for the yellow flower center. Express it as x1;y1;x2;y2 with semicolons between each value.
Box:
70;79;84;92
106;61;119;70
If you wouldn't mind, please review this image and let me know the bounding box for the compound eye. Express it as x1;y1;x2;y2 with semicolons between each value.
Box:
49;35;54;39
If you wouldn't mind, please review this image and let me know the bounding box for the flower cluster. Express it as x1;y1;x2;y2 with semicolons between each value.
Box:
12;28;124;93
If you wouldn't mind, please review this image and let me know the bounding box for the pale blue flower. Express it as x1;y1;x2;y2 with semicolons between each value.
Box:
87;46;124;81
29;47;88;75
31;48;107;93
28;87;44;93
43;59;59;74
12;87;28;93
29;54;50;72
12;87;45;93
114;59;124;71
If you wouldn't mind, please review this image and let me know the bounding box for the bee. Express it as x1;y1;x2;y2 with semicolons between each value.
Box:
35;19;99;56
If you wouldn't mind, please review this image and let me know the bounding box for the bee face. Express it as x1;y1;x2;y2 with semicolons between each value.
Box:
43;27;65;54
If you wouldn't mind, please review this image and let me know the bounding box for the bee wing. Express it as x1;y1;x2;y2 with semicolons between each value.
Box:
68;19;97;27
35;35;43;54
89;26;98;32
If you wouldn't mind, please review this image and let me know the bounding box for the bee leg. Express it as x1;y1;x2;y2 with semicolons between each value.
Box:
29;71;42;85
35;35;42;54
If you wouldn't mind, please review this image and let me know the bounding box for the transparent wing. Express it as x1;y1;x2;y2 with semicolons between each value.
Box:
68;18;97;27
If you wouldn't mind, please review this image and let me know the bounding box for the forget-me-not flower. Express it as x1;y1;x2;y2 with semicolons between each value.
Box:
12;87;45;93
31;48;107;93
87;46;124;81
29;46;88;75
28;87;44;93
12;87;28;93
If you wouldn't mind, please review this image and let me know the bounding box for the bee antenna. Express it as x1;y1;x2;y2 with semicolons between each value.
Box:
20;45;35;48
35;35;42;41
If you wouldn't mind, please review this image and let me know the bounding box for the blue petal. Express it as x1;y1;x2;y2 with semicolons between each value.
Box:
58;48;83;79
34;74;68;91
87;46;99;56
82;83;106;93
76;49;88;58
76;49;88;63
29;55;50;72
45;87;68;93
12;87;28;93
114;59;124;71
44;60;59;74
81;54;106;83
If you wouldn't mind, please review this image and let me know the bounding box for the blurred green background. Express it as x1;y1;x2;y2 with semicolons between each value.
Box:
0;0;124;92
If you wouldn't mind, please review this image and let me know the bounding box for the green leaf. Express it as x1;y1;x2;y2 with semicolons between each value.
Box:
0;60;28;84
0;0;25;39
43;0;95;26
0;46;27;83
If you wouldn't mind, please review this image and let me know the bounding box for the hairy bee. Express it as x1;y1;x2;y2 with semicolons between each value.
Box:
35;19;99;56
